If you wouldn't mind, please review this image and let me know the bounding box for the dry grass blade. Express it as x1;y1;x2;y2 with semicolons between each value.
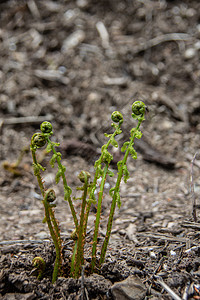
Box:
154;276;182;300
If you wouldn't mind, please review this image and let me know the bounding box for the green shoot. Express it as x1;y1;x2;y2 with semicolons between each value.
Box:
32;257;46;280
72;171;90;278
99;101;146;266
90;111;123;272
30;101;146;282
30;124;64;283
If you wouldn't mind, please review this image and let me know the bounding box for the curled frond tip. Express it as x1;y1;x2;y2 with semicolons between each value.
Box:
40;121;53;134
31;133;46;149
111;111;123;123
132;100;146;121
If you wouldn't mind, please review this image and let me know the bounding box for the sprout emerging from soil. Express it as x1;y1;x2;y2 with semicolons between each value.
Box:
30;101;146;282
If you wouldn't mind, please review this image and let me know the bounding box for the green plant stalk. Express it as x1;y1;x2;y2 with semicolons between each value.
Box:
47;138;79;232
31;134;63;283
49;209;62;250
82;122;123;268
82;163;110;241
30;103;145;279
70;240;78;276
82;200;91;240
43;190;63;283
82;169;100;239
31;150;45;196
73;171;89;278
99;120;142;266
82;166;105;242
90;164;108;272
88;116;123;271
84;118;123;223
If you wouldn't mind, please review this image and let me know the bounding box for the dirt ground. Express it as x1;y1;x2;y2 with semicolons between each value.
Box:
0;0;200;299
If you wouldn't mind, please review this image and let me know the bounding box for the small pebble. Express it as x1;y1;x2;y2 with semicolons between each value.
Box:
184;48;196;59
35;231;49;239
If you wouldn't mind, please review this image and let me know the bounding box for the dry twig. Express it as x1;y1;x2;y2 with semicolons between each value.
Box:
182;221;200;230
137;232;190;244
96;21;110;49
0;115;53;127
132;33;191;54
0;239;50;245
27;0;40;19
154;276;182;300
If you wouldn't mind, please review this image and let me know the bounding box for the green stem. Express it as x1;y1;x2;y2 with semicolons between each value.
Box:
73;172;89;278
48;139;78;231
31;150;45;196
70;240;78;276
49;209;62;250
85;122;122;216
31;139;62;283
99;121;142;267
43;190;62;283
91;164;108;272
83;168;99;237
87;122;123;271
83;201;91;239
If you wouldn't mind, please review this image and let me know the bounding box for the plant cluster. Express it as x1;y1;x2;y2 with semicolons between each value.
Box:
30;100;146;283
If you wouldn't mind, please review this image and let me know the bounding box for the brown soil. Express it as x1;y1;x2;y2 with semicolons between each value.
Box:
0;0;200;299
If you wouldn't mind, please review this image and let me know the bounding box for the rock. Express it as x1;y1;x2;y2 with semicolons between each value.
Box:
1;293;35;300
111;275;146;300
84;273;112;297
35;231;49;239
184;48;196;59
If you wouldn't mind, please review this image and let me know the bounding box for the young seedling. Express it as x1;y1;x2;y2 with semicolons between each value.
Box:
99;101;146;266
30;100;146;281
30;124;64;283
32;257;46;280
90;111;123;272
71;171;91;278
